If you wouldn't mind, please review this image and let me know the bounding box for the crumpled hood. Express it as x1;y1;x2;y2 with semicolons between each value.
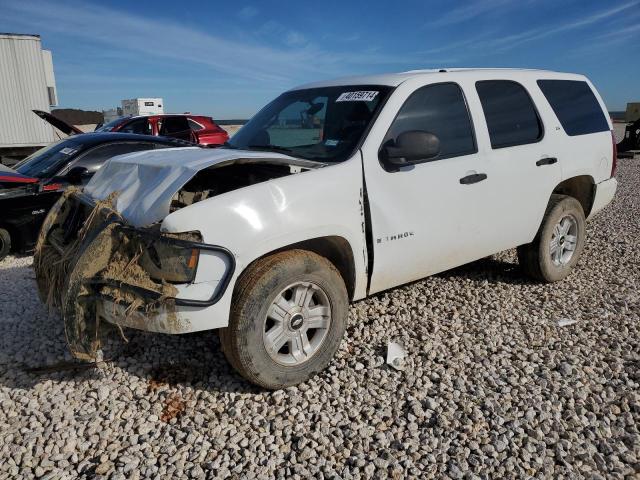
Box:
84;147;311;227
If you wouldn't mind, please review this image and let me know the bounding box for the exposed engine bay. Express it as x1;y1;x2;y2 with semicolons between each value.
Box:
170;161;309;211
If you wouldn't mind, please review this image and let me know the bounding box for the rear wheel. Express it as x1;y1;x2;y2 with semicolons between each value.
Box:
0;228;11;261
220;249;348;389
518;194;586;282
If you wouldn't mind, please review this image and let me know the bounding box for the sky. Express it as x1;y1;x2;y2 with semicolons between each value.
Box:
0;0;638;118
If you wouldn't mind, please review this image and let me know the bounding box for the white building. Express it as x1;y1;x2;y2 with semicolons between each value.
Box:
0;33;58;161
121;98;164;117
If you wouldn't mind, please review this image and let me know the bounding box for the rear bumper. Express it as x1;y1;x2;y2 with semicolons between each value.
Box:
588;177;617;219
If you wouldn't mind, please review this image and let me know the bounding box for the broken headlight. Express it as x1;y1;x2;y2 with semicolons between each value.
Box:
140;238;200;284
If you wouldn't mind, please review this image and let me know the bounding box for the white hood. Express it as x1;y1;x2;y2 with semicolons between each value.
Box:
84;147;308;227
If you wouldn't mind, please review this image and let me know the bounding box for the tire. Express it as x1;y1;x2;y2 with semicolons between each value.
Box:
518;194;586;282
0;228;11;261
219;249;348;389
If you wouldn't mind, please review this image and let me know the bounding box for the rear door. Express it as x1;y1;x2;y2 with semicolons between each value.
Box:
472;79;562;246
158;116;193;141
535;79;613;184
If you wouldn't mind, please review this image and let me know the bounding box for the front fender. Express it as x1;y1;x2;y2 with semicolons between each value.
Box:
159;156;367;329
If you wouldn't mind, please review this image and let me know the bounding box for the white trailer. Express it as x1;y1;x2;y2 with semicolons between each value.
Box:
0;33;58;164
121;98;164;117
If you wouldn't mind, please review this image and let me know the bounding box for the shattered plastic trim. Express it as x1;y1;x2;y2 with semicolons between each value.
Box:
33;190;219;360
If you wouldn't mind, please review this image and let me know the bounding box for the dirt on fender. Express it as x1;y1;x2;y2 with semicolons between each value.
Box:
34;190;188;361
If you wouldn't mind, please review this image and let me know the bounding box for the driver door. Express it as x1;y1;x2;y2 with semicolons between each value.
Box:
362;81;498;294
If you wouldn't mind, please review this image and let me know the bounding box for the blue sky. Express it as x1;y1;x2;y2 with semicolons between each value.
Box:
1;0;638;118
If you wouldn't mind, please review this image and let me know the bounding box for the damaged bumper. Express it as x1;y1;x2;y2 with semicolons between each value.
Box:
34;191;235;360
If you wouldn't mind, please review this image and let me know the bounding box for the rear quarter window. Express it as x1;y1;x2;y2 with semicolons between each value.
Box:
188;118;204;131
537;80;609;136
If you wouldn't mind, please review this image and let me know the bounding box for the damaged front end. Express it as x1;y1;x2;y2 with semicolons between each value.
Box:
34;190;233;360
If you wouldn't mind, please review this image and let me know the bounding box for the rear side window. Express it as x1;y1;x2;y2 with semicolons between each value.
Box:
188;119;204;131
537;80;609;136
384;82;476;160
476;80;543;148
160;116;190;134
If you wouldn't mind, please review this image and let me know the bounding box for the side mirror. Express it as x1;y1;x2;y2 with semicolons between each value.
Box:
381;131;440;167
66;166;89;184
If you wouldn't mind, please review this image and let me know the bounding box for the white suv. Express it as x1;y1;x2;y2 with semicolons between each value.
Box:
36;68;617;388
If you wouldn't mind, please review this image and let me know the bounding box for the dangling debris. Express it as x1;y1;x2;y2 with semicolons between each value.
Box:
386;340;407;371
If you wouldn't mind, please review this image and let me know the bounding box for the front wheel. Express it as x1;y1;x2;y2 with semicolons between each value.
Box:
219;249;348;389
518;194;586;282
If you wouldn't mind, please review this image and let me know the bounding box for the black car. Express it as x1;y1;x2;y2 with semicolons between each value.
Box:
0;133;195;260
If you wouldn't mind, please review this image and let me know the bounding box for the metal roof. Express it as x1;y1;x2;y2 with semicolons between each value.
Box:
0;33;41;38
291;68;583;91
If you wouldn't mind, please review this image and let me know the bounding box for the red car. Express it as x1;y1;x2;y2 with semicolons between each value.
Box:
95;114;229;146
31;110;229;147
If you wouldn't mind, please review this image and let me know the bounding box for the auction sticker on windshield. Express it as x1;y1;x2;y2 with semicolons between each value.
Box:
336;91;379;102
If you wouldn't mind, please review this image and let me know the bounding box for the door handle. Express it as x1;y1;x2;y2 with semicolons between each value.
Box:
536;157;558;166
459;173;487;185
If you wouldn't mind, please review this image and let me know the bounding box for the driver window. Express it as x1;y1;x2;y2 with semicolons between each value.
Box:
384;83;476;160
266;98;327;147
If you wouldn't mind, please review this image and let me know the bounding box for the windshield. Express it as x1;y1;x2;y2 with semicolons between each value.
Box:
15;138;85;178
95;117;129;132
228;85;392;162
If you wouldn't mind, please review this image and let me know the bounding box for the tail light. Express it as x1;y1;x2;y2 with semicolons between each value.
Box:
611;130;617;178
42;183;63;192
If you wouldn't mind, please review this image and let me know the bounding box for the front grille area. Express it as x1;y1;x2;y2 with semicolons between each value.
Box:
33;191;113;310
39;192;93;256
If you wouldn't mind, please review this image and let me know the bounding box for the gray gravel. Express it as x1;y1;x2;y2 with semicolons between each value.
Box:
1;159;639;479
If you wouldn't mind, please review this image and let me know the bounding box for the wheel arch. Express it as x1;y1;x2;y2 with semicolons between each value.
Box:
551;175;596;217
242;235;357;301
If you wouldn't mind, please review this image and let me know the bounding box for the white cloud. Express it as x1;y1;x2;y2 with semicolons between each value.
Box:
0;0;421;89
343;33;361;42
238;6;258;20
464;0;640;52
428;0;513;27
285;31;306;46
569;19;640;56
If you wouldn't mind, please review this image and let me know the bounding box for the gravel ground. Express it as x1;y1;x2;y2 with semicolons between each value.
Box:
1;160;639;480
